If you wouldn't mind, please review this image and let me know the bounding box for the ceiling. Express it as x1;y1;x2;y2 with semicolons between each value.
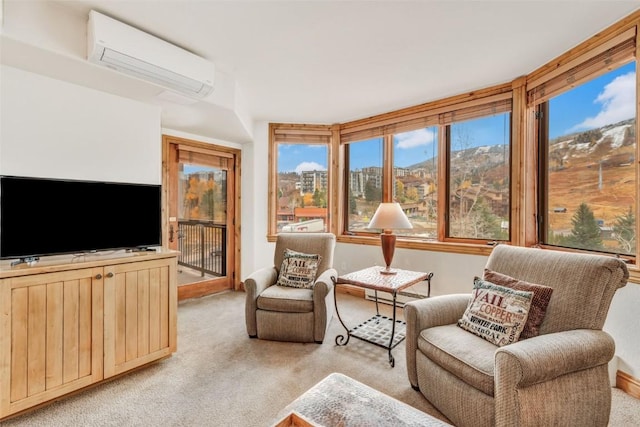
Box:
2;1;639;143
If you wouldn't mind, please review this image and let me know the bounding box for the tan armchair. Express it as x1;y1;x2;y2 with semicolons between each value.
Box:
405;245;628;427
244;232;336;343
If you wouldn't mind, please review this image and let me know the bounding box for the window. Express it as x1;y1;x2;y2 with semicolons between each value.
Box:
269;14;639;280
537;62;636;255
269;124;332;236
531;33;637;258
447;113;510;241
393;127;439;238
345;137;383;233
339;90;513;246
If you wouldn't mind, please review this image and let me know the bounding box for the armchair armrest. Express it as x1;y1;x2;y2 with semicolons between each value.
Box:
244;266;278;337
404;294;471;387
313;268;337;299
495;329;615;388
312;268;337;342
244;266;278;300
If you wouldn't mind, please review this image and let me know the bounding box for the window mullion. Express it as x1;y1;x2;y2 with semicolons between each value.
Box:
438;125;449;241
383;134;394;201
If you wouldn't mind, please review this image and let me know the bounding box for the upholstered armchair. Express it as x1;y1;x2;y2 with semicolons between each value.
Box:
405;245;628;427
244;232;337;343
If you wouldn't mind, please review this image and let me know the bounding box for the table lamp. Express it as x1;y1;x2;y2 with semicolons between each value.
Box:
367;202;413;275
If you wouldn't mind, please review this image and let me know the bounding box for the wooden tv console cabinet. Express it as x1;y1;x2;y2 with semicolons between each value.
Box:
0;250;178;420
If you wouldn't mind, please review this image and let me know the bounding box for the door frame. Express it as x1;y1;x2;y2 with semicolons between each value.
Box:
161;135;242;298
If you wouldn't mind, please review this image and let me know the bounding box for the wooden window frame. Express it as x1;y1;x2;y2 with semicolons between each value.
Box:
530;56;638;264
336;85;516;256
268;10;640;282
267;123;335;241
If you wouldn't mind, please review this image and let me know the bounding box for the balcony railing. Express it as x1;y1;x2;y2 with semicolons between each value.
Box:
177;220;226;277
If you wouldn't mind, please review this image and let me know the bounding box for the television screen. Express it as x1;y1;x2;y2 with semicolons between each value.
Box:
0;176;162;260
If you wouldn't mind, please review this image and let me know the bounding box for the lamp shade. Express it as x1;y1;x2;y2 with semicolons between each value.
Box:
367;203;413;230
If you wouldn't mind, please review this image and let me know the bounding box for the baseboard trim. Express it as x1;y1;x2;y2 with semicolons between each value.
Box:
616;370;640;399
335;284;365;298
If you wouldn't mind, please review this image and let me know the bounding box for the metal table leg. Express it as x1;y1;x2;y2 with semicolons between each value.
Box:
388;290;397;367
333;276;350;346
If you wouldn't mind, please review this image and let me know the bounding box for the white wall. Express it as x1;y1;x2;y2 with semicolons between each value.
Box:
0;65;161;184
605;284;640;379
245;121;640;380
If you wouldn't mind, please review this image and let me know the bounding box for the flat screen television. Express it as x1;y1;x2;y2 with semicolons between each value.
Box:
0;175;162;261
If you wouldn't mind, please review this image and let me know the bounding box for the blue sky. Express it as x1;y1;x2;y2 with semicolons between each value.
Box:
278;61;636;172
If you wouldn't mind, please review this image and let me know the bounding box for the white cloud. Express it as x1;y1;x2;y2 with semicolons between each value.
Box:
570;71;636;132
295;161;326;174
395;128;437;149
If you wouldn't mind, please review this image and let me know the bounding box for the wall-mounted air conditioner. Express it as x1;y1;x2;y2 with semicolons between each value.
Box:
87;10;215;99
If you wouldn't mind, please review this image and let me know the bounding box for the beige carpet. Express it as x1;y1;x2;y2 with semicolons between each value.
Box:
2;291;639;426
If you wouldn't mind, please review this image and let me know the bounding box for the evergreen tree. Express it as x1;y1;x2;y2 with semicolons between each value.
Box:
566;203;603;251
613;207;636;254
364;179;381;203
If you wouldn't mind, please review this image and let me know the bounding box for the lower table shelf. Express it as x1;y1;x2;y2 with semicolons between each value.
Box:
350;314;406;349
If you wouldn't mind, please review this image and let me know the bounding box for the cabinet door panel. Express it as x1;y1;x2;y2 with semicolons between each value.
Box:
104;258;176;378
45;282;64;389
27;285;47;396
0;268;103;418
10;287;28;403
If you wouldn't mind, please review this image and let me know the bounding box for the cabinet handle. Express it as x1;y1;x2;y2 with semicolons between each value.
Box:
106;272;114;278
95;273;103;280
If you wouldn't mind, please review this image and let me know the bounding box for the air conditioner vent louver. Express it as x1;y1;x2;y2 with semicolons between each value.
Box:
87;10;215;98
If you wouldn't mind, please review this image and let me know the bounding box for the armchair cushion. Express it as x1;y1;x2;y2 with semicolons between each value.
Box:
257;286;314;313
483;269;554;339
458;278;533;347
419;324;497;396
276;248;322;289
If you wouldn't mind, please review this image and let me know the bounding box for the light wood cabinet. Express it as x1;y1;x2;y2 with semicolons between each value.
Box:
104;258;177;378
0;251;177;420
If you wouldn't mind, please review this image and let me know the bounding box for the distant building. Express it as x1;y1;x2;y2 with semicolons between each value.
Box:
300;170;327;194
349;168;382;197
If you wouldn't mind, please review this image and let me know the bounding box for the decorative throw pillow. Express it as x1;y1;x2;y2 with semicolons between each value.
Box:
458;278;533;347
276;249;322;289
483;269;554;339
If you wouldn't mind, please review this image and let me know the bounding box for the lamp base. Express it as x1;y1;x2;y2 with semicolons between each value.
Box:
379;268;398;275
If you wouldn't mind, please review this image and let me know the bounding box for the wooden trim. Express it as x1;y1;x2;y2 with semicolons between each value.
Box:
336;234;494;257
271;123;334;133
510;77;526;247
163;135;241;156
628;268;640;285
335;284;365;298
527;28;636;90
268;10;640;267
635;25;640;271
383;134;393;200
177;277;230;300
523;100;540;247
330;125;341;237
177;144;233;158
340;82;512;134
527;10;640;85
616;370;640;399
268;123;334;239
233;151;242;289
268;123;278;237
161;134;242;293
340;89;512;141
437;125;448;241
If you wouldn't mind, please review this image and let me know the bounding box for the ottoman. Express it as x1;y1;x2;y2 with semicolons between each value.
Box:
272;372;452;426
